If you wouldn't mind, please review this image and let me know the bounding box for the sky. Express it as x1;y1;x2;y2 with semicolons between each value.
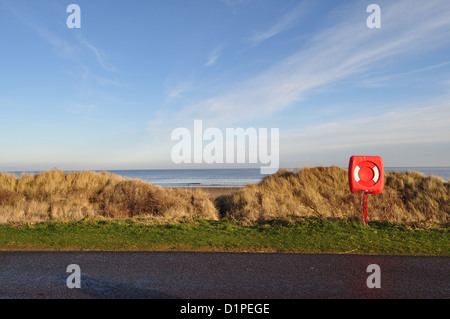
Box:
0;0;449;171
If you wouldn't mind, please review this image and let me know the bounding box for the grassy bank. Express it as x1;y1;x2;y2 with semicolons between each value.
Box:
216;166;449;225
0;167;449;226
0;217;448;255
0;167;448;254
0;170;218;224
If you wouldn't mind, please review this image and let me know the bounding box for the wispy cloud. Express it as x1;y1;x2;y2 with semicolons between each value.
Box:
245;2;308;46
221;0;245;6
67;103;97;114
166;81;193;104
359;61;450;88
221;0;246;13
205;45;223;67
174;0;450;126
78;37;117;73
281;98;450;154
3;1;118;80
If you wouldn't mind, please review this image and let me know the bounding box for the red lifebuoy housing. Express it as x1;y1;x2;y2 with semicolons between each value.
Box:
349;156;384;194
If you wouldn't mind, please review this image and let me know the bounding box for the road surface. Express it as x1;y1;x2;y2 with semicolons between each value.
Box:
0;252;448;299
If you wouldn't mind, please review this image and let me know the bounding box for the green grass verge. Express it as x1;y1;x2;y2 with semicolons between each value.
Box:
0;218;448;255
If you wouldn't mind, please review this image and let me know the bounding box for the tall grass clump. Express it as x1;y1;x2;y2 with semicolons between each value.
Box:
1;167;448;226
216;166;449;226
385;171;449;224
0;170;218;224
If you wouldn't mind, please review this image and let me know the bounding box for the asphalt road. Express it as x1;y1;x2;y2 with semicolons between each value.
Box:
0;252;448;299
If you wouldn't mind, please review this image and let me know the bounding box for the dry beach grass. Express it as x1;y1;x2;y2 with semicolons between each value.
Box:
0;170;218;224
216;166;449;225
0;167;448;226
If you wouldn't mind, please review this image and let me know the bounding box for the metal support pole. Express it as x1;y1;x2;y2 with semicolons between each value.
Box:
363;192;368;223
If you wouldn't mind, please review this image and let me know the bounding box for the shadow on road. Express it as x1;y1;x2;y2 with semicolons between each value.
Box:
74;276;178;299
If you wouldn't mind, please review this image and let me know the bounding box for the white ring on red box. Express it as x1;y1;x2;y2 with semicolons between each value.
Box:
354;164;379;184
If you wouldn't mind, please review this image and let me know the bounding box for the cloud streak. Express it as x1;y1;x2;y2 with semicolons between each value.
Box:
245;2;308;46
166;81;193;104
78;37;117;73
2;1;118;80
281;98;450;154
205;45;223;67
175;0;450;126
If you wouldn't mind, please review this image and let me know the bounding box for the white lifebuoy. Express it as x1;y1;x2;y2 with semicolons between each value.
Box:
354;164;379;183
354;166;361;182
372;166;380;183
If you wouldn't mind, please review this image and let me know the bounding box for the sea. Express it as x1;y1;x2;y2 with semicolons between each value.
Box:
6;167;450;187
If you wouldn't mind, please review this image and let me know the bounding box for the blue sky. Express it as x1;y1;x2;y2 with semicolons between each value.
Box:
0;0;449;171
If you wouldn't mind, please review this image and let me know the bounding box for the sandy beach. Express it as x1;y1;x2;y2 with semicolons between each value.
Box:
182;187;241;200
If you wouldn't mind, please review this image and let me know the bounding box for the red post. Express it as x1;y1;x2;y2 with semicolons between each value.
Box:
363;192;368;223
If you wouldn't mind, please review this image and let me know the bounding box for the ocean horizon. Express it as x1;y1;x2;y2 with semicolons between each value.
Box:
4;167;450;187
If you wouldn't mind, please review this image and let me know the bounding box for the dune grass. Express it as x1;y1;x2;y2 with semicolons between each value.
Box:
0;170;218;224
0;167;448;227
216;166;449;226
0;168;447;254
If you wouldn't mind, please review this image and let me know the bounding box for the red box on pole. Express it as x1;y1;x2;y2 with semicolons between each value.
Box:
348;155;384;194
